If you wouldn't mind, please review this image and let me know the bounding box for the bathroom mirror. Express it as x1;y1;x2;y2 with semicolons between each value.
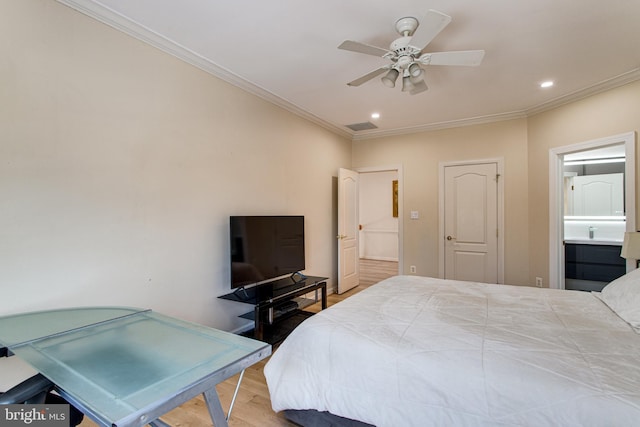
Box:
563;145;626;219
564;172;624;217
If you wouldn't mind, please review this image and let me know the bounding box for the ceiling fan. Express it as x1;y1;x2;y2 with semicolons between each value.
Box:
338;9;485;95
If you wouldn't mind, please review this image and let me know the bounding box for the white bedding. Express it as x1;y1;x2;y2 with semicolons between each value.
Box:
264;275;640;426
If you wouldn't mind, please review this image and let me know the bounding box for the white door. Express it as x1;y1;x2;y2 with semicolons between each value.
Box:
444;163;498;283
571;173;624;216
337;168;359;293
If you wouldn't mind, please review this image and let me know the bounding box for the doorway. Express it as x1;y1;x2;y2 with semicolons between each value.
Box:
337;166;403;293
549;132;636;289
358;169;401;285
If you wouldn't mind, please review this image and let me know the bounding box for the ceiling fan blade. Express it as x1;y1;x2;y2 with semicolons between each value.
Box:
346;66;389;87
408;9;452;51
421;50;485;66
338;40;391;57
410;78;428;95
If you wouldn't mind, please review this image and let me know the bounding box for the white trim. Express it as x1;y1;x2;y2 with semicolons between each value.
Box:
549;132;636;289
360;256;399;262
526;69;640;116
353;68;640;139
355;165;404;275
438;158;505;283
360;228;398;234
55;0;351;139
351;112;528;141
55;1;640;142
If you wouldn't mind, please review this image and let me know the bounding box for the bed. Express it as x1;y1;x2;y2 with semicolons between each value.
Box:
264;273;640;426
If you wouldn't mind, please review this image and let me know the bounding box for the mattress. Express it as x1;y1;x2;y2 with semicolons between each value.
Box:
264;275;640;426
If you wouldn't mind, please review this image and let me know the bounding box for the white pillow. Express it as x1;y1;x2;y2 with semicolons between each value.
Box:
600;267;640;332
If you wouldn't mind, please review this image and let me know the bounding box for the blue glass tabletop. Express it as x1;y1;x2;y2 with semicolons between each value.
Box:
0;307;146;348
0;307;271;427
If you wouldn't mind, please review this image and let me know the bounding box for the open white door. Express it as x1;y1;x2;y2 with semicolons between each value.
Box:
337;168;359;293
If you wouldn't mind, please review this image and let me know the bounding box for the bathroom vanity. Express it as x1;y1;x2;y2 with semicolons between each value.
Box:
564;240;625;292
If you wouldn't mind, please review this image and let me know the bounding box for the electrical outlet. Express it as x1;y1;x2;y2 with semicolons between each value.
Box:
535;277;543;287
410;265;417;274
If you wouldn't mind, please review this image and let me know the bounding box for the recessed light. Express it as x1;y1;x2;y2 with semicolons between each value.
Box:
540;81;554;88
371;112;380;119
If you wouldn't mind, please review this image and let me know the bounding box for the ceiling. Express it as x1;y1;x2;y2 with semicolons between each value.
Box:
57;0;640;140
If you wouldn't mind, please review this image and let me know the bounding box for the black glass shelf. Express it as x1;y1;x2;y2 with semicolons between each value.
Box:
219;275;328;344
219;276;328;305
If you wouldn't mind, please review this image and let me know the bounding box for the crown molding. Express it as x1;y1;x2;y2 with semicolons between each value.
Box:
353;68;640;140
55;0;352;140
354;68;640;140
54;1;640;143
525;68;640;116
350;111;528;141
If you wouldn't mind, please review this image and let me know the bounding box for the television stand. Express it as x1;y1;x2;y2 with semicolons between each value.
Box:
219;276;328;344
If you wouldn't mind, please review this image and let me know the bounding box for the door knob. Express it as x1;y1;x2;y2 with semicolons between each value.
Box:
336;234;347;240
446;235;456;240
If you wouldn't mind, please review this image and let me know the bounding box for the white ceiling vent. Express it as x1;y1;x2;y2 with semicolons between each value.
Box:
345;121;378;131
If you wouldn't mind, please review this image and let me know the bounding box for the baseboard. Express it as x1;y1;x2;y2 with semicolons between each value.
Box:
360;256;399;262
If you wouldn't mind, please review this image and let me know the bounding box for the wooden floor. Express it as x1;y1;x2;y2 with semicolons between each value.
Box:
358;258;399;287
79;259;398;427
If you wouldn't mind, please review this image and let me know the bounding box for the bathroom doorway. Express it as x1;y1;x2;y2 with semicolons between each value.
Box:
549;132;636;289
563;146;626;291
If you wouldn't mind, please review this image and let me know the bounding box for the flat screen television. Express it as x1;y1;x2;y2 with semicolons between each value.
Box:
230;215;305;288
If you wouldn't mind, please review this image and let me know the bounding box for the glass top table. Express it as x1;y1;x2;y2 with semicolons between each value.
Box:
0;307;271;427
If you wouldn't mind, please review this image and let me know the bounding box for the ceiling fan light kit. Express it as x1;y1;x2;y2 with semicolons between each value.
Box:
381;68;400;88
338;9;485;95
401;75;414;92
408;62;423;78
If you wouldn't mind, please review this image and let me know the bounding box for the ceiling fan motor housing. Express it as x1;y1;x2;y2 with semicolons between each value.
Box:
390;37;412;52
390;38;423;77
396;54;413;69
395;16;419;36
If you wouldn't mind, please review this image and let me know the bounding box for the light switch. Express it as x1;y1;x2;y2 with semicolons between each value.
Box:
410;211;419;219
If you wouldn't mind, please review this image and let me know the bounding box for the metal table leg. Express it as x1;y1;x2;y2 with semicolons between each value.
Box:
226;369;245;421
202;368;246;426
203;387;228;427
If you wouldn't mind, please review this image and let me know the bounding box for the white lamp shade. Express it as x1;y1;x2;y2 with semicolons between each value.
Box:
408;62;423;78
621;232;640;259
401;75;415;92
381;69;399;88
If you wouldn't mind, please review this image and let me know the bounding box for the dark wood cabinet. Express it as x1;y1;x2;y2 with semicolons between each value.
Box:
565;243;625;283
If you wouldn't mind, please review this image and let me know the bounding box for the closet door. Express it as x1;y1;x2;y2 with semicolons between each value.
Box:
444;163;498;283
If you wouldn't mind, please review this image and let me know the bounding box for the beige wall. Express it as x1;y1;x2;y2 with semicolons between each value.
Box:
0;1;351;331
353;81;640;288
353;119;531;285
527;80;640;286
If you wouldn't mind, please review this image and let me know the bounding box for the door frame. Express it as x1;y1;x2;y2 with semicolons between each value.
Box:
549;131;636;289
438;158;505;283
355;165;404;275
